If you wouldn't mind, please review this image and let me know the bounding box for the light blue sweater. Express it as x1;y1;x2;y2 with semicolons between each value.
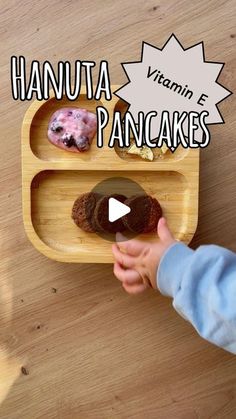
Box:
157;243;236;354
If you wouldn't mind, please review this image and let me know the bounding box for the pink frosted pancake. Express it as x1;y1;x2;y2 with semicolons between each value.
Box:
47;108;97;152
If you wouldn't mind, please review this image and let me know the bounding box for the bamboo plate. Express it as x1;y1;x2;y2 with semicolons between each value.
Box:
22;86;199;263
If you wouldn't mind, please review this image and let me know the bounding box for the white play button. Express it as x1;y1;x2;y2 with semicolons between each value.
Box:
108;197;131;222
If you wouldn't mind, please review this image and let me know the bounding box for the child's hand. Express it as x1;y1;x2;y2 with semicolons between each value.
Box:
112;217;176;294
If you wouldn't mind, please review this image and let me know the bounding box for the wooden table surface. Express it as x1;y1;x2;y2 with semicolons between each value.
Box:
1;1;236;418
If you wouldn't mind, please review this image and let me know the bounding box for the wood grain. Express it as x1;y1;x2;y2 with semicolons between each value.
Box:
1;0;236;418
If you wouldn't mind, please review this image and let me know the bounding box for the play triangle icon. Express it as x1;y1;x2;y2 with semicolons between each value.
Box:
108;197;131;222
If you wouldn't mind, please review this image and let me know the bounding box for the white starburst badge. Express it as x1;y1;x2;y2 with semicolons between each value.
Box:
114;34;232;148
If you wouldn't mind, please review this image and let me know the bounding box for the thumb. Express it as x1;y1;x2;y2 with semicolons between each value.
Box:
157;217;174;243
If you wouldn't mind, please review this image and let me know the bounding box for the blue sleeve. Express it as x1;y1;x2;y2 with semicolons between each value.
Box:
157;242;236;354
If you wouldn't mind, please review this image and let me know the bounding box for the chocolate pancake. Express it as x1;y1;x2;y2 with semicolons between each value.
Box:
94;194;127;233
72;192;100;232
123;195;162;233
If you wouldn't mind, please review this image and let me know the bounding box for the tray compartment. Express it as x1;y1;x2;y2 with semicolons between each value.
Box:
30;169;189;259
30;95;103;161
113;99;189;162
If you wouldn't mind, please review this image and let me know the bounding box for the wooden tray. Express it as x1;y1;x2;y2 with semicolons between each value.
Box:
22;86;199;263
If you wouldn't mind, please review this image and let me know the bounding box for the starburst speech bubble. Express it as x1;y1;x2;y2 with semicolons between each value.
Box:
114;34;232;148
